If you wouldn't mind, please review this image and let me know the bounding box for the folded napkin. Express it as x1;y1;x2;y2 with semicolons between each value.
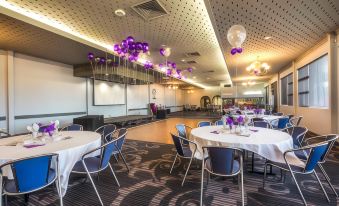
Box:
210;130;221;134
249;129;258;132
23;140;45;148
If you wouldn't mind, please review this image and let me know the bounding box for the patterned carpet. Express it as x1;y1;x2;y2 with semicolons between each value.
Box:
6;140;339;206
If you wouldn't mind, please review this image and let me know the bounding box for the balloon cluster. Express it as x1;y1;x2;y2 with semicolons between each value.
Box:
227;25;246;55
87;52;118;66
144;61;153;70
113;36;149;62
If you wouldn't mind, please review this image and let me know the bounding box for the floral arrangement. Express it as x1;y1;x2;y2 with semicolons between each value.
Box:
254;108;262;115
27;120;60;137
237;116;244;125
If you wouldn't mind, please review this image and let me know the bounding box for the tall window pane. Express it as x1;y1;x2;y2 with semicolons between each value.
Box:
281;73;293;106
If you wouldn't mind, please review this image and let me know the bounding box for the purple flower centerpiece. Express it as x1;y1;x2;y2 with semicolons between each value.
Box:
226;116;234;129
237;115;244;125
39;123;56;137
254;108;261;115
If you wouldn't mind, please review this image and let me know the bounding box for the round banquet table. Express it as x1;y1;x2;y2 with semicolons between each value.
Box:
0;131;101;196
189;126;304;167
233;114;280;122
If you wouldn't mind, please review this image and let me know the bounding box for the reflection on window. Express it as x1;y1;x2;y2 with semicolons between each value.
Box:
297;55;328;108
281;73;293;106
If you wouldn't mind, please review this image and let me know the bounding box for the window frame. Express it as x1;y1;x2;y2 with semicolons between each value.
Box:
280;73;293;106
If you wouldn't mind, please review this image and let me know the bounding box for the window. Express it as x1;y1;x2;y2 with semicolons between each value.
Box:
298;55;328;108
281;73;293;106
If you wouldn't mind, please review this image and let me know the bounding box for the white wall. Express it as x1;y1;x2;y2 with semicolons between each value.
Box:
0;50;8;131
1;52;184;134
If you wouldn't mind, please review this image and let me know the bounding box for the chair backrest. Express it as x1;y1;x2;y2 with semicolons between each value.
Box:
304;142;329;173
197;121;212;127
100;130;126;169
61;124;83;131
290;116;303;126
215;120;223;126
252;121;271;128
264;110;272;115
273;112;283;116
1;154;57;193
96;124;116;141
204;147;241;175
170;133;185;156
175;124;187;139
306;134;339;163
291;126;308;147
0;131;11;138
277;117;289;129
251;117;264;122
105;128;127;151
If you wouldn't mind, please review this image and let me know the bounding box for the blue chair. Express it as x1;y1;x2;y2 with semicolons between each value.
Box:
175;124;193;145
250;120;271;128
285;126;308;148
197;121;212;127
60;124;83;131
271;117;289;130
71;131;122;206
0;153;62;206
264;110;272;115
201;147;244;206
290;116;303;127
105;128;129;172
263;140;334;205
169;133;197;186
303;134;338;197
95;124;116;143
214;120;223;126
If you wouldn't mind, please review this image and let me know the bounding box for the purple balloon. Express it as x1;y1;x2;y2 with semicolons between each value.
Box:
126;36;134;43
99;57;106;64
113;44;120;51
187;67;193;73
136;42;143;50
176;69;181;74
122;47;128;53
236;47;243;53
87;52;94;60
230;48;237;55
121;40;128;48
172;63;177;68
128;42;136;50
166;69;172;76
142;43;149;52
160;48;165;56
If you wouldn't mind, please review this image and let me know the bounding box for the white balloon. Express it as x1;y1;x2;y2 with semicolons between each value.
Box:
32;123;40;132
164;48;171;57
227;25;247;48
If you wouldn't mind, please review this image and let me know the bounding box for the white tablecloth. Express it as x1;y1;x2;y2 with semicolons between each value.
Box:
233;114;280;122
0;131;101;196
189;126;304;167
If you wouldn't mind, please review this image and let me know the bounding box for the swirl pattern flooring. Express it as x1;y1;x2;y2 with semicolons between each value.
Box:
6;138;339;206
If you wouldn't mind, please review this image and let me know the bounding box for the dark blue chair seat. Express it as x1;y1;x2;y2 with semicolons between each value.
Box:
4;169;56;193
182;147;193;157
205;159;240;174
294;149;309;160
72;157;102;173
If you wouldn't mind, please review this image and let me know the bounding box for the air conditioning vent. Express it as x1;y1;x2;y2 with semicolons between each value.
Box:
185;52;201;57
186;60;197;64
224;84;232;87
131;0;168;21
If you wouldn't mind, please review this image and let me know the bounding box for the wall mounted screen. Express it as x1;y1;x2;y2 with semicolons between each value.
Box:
93;80;125;105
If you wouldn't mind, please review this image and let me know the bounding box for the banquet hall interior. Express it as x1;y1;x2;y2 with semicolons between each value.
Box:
0;0;339;205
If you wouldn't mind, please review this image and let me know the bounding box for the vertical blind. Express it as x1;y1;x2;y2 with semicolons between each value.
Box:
281;73;293;106
297;55;328;107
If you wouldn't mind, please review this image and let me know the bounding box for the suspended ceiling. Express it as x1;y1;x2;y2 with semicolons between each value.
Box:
206;0;339;82
0;0;338;87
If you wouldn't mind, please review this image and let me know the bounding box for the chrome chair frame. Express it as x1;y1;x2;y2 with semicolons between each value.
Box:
72;131;122;206
263;141;332;205
270;116;290;130
0;153;63;206
169;133;197;186
290;116;303;127
200;146;244;206
60;124;83;131
175;124;193;142
95;124;116;143
304;134;338;197
0;131;11;139
197;121;212;127
105;128;130;172
248;120;272;129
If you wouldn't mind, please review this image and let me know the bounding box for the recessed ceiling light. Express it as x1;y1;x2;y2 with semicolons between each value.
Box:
193;76;197;79
105;73;109;76
114;9;126;17
161;44;167;47
264;36;272;40
207;77;210;80
181;59;185;62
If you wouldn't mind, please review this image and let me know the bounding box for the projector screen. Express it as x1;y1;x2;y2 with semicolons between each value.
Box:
93;80;125;105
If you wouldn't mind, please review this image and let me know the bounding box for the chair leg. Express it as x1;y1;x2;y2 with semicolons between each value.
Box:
0;176;3;206
57;172;64;206
82;162;104;206
118;150;130;172
108;163;120;187
181;156;194;186
313;171;330;203
113;154;119;162
289;171;307;205
169;154;178;174
318;164;338;197
251;152;255;172
200;160;205;206
240;163;244;206
263;163;267;188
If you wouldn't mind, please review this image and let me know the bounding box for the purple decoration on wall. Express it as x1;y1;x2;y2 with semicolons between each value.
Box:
87;52;94;60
